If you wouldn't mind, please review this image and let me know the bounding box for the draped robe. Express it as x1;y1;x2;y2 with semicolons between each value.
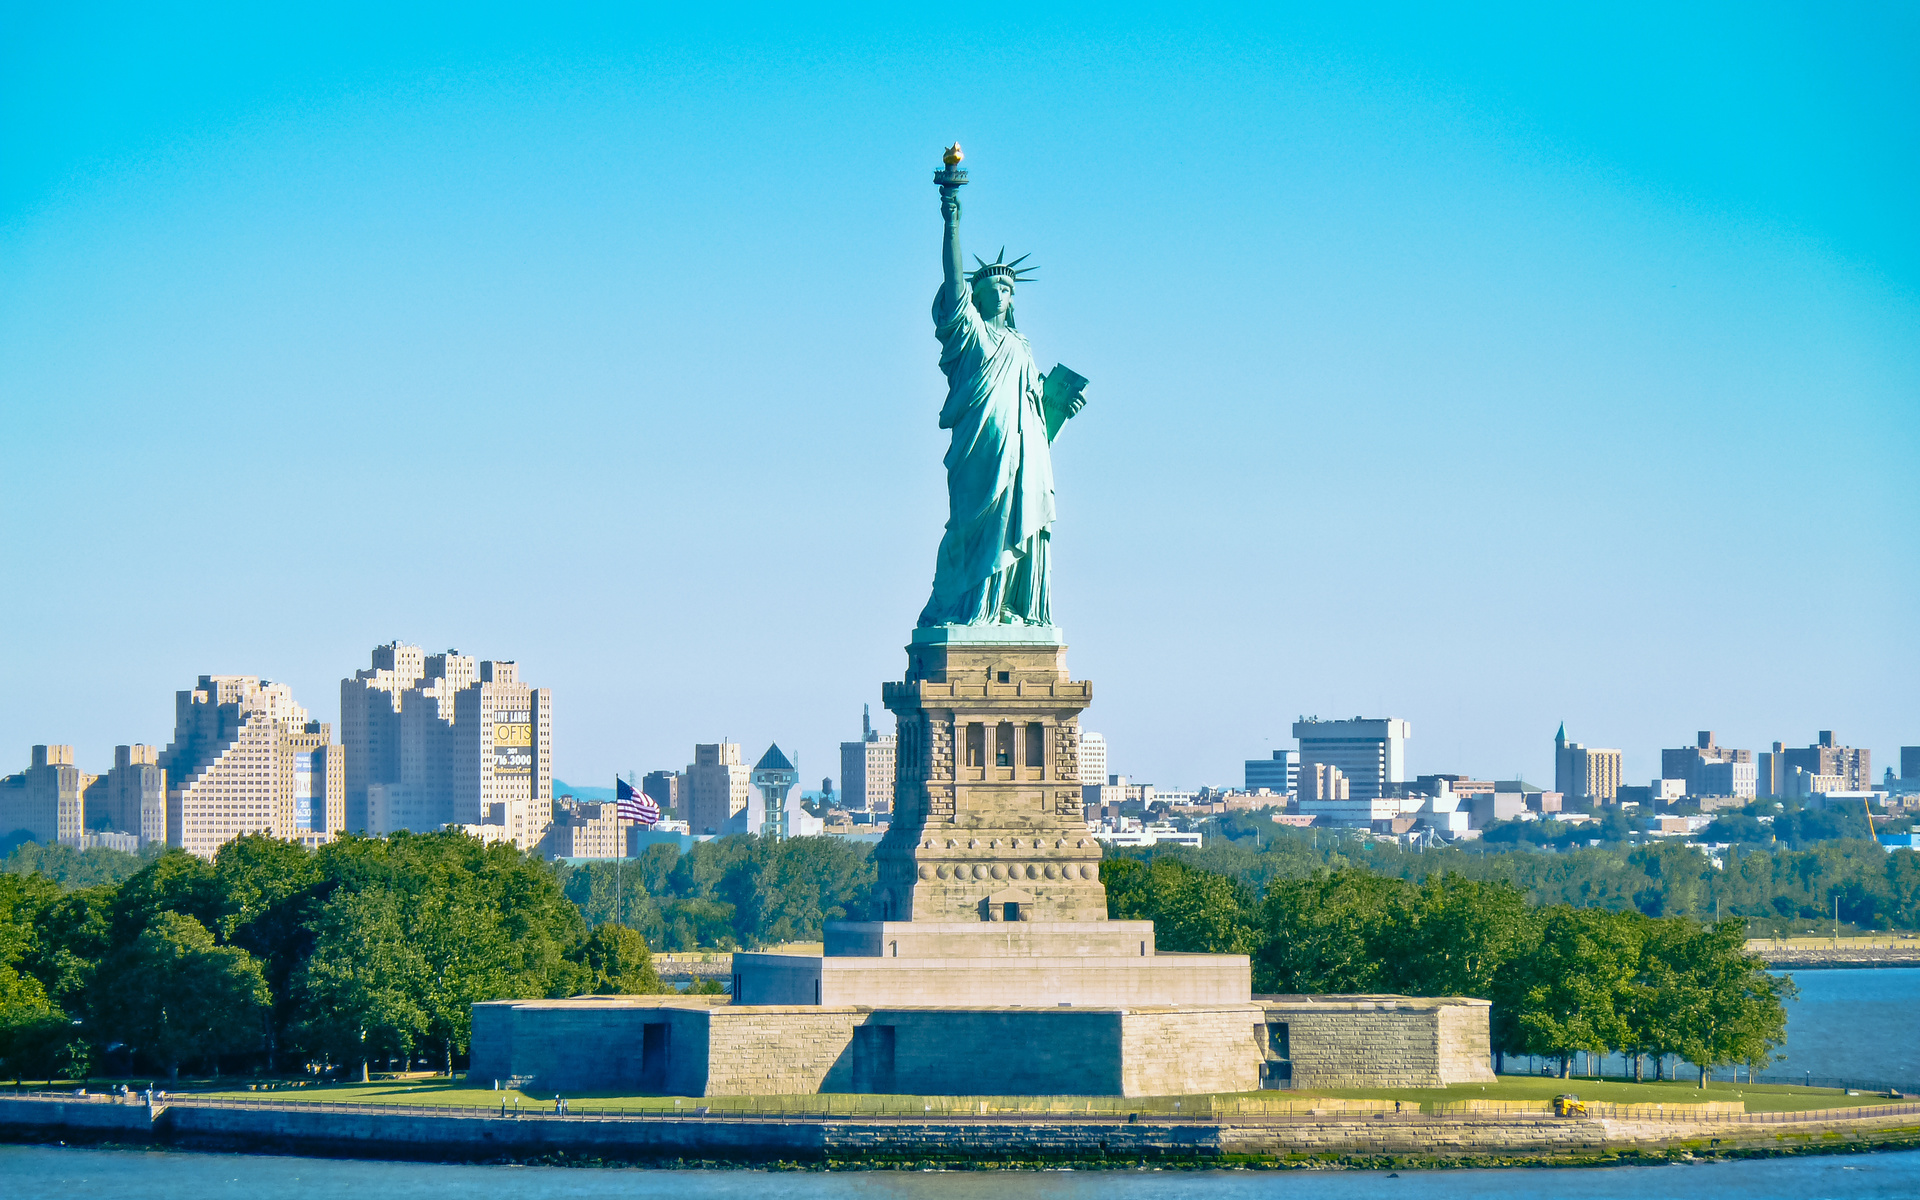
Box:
917;284;1057;628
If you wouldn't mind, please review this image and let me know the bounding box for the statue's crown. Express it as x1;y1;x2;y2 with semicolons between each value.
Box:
969;248;1036;287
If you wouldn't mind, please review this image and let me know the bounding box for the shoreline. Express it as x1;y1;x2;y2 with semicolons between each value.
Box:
6;1094;1920;1170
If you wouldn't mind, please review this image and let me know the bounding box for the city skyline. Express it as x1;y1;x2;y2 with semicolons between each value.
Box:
3;8;1914;791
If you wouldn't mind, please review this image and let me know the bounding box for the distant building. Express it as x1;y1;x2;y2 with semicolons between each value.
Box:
0;745;92;848
1553;724;1622;804
1299;761;1395;827
1661;731;1753;797
1078;731;1109;788
751;744;800;840
541;799;626;859
159;676;344;858
1696;759;1757;799
92;745;167;847
340;641;427;833
341;644;553;850
1294;717;1408;804
1783;732;1872;793
1245;750;1298;796
839;705;896;815
1757;742;1789;799
1904;747;1920;781
687;742;753;834
642;769;682;817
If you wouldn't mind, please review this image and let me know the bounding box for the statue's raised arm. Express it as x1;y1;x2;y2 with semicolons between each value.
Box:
940;174;966;315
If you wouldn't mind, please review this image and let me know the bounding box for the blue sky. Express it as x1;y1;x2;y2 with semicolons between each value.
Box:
2;4;1915;791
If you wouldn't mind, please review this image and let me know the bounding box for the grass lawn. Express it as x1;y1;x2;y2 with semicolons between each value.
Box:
1298;1073;1906;1113
176;1073;1911;1116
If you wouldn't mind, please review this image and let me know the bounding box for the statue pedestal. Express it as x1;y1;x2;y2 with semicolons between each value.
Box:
874;629;1104;923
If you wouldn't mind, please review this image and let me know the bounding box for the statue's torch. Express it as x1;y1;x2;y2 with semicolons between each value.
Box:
934;143;968;193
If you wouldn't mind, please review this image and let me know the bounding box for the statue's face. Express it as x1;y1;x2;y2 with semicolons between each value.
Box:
974;276;1014;321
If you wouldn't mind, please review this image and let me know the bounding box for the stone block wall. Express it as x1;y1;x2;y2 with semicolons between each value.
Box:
1261;996;1494;1089
736;953;1251;1008
706;1006;865;1095
1436;999;1496;1084
883;1009;1123;1095
1121;1006;1264;1097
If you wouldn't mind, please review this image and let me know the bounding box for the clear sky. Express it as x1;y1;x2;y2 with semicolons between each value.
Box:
3;4;1915;793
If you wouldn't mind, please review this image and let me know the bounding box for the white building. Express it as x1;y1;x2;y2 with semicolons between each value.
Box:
1294;717;1409;804
1077;731;1108;788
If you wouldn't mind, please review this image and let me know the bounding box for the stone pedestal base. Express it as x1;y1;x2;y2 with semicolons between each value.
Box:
875;631;1104;922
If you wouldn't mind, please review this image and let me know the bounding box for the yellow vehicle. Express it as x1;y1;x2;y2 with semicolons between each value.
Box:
1553;1094;1588;1117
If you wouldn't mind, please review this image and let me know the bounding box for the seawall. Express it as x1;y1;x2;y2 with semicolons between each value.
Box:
5;1093;1920;1167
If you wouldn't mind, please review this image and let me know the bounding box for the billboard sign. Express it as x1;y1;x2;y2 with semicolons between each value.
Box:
492;709;534;775
293;751;317;830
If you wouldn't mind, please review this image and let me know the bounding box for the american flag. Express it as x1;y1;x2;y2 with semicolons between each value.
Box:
616;777;660;826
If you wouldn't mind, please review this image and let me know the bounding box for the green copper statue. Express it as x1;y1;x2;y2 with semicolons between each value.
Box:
918;144;1088;630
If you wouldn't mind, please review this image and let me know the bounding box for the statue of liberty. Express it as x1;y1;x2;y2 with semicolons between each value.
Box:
918;146;1088;630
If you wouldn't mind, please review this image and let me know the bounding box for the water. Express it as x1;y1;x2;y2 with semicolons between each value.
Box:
1521;968;1920;1090
4;1145;1919;1199
1764;969;1920;1089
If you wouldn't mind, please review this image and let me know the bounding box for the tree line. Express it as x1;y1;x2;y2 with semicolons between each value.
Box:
1104;855;1792;1084
0;832;665;1084
1192;817;1920;933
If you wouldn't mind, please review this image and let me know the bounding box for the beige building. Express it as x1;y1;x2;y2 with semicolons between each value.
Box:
1554;726;1622;804
687;742;752;835
344;645;552;851
159;676;344;858
0;745;94;847
543;799;625;859
340;641;427;831
839;706;896;815
90;744;168;847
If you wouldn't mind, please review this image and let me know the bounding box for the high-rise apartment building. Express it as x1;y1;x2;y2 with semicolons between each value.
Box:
342;645;552;850
641;769;682;817
1077;731;1108;788
1904;747;1920;781
838;706;896;815
687;742;753;834
1294;717;1408;804
340;641;427;831
1660;731;1753;797
159;676;344;858
0;745;93;847
1244;749;1298;795
1554;724;1623;804
1783;732;1872;793
91;745;167;847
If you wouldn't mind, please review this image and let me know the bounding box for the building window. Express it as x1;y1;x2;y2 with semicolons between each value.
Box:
966;724;985;768
1024;722;1044;768
997;671;1010;683
996;722;1014;767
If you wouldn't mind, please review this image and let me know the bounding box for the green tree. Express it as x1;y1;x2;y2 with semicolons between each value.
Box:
1103;857;1257;953
90;912;270;1078
1494;906;1642;1077
572;923;664;994
295;888;430;1080
1651;920;1794;1087
213;835;324;1071
1380;874;1535;1000
1254;869;1411;993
